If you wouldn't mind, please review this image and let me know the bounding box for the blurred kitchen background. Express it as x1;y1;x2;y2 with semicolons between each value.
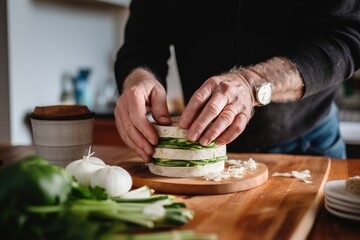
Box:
0;0;183;146
0;0;359;157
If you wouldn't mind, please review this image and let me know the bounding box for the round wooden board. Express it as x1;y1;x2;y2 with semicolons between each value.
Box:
119;162;268;195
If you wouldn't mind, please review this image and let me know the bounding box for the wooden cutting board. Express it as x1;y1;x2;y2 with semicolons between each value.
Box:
177;153;331;240
119;161;268;194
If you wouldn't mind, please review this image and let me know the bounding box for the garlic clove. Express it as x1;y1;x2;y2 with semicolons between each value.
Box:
65;157;106;186
86;156;105;165
90;166;132;197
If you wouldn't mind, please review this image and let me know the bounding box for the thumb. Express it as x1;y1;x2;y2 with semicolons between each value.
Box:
150;88;171;125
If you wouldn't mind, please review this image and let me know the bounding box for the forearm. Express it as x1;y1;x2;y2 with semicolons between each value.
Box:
234;57;304;106
114;0;171;95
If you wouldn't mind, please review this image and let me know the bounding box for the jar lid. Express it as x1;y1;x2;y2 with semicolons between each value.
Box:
30;105;94;120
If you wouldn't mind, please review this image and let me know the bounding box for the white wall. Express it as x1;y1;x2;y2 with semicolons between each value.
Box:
7;0;128;144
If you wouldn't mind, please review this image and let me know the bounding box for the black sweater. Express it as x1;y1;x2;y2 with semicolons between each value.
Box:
115;0;360;152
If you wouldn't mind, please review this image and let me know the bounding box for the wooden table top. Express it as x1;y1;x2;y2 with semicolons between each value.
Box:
0;145;359;240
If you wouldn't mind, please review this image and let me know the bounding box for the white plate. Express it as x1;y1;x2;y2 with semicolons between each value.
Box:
325;195;360;211
325;198;360;214
324;180;360;205
325;202;360;222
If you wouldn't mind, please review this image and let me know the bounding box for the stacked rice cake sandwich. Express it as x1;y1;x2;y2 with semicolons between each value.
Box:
149;117;227;177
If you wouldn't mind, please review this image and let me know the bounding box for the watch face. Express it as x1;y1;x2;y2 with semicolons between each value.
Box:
257;83;272;105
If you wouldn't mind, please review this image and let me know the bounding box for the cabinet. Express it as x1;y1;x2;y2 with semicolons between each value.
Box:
93;117;125;146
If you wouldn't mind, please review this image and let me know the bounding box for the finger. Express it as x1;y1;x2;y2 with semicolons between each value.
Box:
126;107;157;152
187;91;228;142
198;103;238;146
114;105;152;162
180;79;216;129
115;95;154;159
215;112;248;145
126;93;159;145
150;87;172;125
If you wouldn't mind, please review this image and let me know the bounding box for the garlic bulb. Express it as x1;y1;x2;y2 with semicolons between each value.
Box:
90;166;132;197
65;150;106;186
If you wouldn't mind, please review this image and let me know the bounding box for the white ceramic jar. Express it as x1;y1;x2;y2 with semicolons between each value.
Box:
30;105;94;167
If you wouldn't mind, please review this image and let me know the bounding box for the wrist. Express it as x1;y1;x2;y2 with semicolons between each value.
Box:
231;57;304;105
230;68;267;108
248;57;304;102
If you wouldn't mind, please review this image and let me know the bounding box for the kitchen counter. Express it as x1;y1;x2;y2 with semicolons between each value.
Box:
0;145;359;240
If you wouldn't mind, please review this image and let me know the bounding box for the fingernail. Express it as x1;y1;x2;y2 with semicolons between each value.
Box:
216;140;224;145
144;145;153;156
159;116;171;124
187;131;199;141
149;137;158;146
201;138;210;146
179;118;189;129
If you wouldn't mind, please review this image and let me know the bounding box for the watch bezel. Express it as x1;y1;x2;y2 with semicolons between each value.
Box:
255;82;272;106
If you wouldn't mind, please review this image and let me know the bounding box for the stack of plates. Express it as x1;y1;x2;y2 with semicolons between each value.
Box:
324;180;360;221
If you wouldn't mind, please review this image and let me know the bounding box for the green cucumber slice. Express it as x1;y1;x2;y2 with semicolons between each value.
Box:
152;155;227;167
156;137;220;150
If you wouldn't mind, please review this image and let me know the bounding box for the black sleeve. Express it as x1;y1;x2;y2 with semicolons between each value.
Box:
283;0;360;98
114;0;173;93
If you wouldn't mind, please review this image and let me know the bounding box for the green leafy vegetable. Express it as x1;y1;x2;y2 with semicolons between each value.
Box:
0;156;215;240
0;155;73;206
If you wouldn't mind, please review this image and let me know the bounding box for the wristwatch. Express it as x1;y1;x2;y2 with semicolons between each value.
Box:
255;82;272;106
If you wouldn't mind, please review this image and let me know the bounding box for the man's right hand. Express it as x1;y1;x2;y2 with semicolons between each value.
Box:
114;68;171;162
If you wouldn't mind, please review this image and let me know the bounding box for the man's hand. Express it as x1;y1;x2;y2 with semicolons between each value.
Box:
114;68;171;162
179;72;256;146
179;57;304;146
